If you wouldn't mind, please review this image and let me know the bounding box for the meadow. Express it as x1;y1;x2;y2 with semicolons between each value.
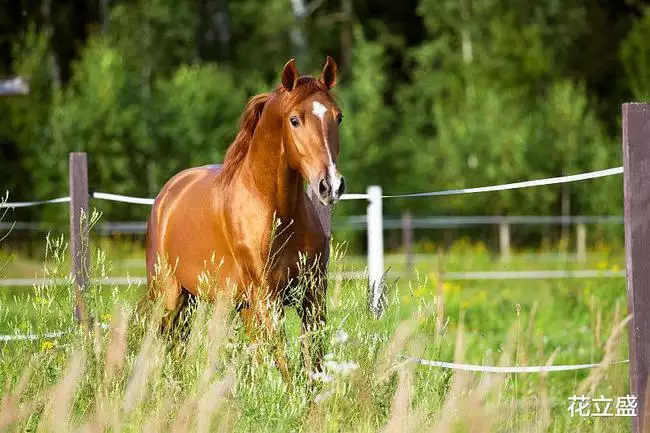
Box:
0;230;633;432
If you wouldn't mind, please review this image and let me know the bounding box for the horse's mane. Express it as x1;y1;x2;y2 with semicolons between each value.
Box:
219;76;329;181
219;92;270;181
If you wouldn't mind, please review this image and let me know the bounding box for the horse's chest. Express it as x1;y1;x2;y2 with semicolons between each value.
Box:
268;231;324;282
276;237;321;275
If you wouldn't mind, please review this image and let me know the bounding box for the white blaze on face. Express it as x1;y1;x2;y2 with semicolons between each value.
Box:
312;100;341;196
312;100;328;119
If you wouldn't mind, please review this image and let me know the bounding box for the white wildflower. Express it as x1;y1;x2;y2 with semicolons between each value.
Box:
314;390;334;404
323;359;359;376
333;329;349;344
338;361;359;376
324;360;338;371
309;371;334;383
324;352;335;361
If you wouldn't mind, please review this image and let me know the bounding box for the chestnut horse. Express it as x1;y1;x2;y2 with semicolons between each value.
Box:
145;57;345;381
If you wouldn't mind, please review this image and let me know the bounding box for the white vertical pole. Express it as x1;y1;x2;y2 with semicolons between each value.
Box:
367;185;384;317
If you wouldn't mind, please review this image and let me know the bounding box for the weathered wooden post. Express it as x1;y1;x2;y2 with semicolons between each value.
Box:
623;103;650;432
402;212;413;275
576;222;587;264
498;219;511;262
69;152;90;325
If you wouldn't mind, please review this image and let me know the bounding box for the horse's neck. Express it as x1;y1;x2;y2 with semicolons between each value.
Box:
242;108;304;219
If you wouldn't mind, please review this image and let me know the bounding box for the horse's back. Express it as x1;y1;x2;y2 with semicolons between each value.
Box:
146;164;224;285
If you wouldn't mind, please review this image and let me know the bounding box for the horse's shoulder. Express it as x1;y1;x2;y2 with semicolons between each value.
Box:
164;165;220;187
199;164;223;173
154;165;222;209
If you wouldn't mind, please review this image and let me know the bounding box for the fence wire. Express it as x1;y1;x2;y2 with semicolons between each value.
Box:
0;166;624;208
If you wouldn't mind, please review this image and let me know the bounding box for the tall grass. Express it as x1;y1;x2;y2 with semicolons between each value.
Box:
0;228;634;432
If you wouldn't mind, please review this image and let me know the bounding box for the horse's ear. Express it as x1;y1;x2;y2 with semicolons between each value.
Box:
282;59;301;92
320;56;338;90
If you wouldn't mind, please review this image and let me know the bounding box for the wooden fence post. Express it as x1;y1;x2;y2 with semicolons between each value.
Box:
499;220;511;262
576;222;587;264
69;152;90;326
623;103;650;432
402;212;413;275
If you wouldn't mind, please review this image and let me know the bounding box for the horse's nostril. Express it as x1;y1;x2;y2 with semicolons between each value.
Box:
319;178;330;198
337;177;346;197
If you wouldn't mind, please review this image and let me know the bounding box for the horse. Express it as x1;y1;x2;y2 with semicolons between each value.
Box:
145;56;345;382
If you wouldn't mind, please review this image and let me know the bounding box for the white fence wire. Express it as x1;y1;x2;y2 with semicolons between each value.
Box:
0;196;70;208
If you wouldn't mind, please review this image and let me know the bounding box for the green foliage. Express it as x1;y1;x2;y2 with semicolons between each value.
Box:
621;7;650;102
153;64;245;187
391;0;620;220
44;39;244;221
337;28;396;208
1;27;55;209
107;0;199;76
537;80;621;216
229;0;296;82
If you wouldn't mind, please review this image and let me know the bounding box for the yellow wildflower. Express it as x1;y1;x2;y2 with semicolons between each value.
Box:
596;261;608;270
41;341;55;352
461;300;471;309
442;282;461;294
611;264;621;273
401;295;411;305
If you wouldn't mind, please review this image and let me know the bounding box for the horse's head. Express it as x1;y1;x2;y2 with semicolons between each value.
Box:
279;56;345;206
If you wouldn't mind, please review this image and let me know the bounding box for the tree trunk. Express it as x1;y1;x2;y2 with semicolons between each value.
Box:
100;0;109;34
340;0;353;74
459;0;473;64
290;0;309;65
202;0;231;61
459;0;474;102
42;0;61;90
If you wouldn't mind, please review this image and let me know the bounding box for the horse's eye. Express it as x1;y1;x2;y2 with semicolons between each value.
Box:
336;114;343;125
290;116;300;127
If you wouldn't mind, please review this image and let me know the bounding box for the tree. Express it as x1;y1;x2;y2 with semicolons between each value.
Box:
621;7;650;102
0;27;55;220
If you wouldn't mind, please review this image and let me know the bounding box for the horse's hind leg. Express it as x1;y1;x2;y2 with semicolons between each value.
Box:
171;287;196;340
159;282;191;338
147;253;187;337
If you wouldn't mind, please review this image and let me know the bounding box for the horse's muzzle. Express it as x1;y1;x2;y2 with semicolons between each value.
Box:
316;173;345;205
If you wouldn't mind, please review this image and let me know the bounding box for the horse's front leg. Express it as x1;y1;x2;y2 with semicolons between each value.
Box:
298;270;327;379
241;293;292;384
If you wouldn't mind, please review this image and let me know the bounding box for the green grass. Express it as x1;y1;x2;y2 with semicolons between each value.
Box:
0;236;633;432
